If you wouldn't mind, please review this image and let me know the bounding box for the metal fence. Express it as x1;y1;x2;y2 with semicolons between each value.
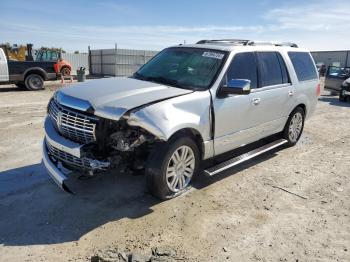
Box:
90;47;158;76
61;53;89;75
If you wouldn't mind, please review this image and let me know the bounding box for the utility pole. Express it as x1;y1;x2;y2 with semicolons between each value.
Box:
115;43;118;76
88;45;91;75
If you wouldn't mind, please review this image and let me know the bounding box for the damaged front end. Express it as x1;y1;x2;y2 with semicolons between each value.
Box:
43;98;158;193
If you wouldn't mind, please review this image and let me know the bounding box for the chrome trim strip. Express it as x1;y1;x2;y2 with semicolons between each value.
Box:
251;83;292;93
205;139;288;176
42;139;69;191
44;117;82;158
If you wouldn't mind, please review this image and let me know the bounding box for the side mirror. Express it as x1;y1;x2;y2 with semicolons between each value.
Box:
220;79;251;96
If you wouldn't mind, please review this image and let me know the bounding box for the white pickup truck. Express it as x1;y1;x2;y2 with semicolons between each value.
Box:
0;47;58;90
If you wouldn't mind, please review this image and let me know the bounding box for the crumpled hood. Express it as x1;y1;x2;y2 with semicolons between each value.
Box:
57;77;193;120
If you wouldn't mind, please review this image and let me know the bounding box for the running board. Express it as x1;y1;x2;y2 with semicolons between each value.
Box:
204;139;288;176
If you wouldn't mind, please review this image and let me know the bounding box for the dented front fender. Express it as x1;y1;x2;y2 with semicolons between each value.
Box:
126;91;212;141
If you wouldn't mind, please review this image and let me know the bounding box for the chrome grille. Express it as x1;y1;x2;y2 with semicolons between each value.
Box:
46;141;109;171
48;99;98;144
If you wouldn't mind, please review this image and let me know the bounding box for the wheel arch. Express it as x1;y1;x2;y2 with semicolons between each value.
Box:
294;103;306;115
60;65;72;71
24;67;47;80
168;128;205;160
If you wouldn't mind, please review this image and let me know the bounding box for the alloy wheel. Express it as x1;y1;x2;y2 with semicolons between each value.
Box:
288;112;303;142
166;145;195;193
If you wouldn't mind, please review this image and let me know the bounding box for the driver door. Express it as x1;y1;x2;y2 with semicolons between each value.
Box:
213;52;261;155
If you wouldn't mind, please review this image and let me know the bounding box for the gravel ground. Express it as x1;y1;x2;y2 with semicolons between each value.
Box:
0;81;349;262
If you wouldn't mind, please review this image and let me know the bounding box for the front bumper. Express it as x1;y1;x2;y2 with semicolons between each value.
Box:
42;116;110;193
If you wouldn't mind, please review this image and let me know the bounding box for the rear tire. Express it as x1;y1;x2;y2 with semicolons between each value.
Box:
145;135;200;200
25;74;44;91
283;107;305;146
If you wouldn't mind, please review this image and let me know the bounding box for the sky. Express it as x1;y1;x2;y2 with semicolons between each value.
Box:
0;0;348;52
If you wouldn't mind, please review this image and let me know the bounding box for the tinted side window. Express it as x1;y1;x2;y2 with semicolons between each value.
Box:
51;52;59;61
288;52;318;81
277;53;290;84
224;52;258;89
257;52;284;87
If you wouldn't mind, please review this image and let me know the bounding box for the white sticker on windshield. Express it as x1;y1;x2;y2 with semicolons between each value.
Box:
202;52;224;59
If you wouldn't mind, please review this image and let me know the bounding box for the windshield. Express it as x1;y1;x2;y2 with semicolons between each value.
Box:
35;50;59;62
134;47;227;90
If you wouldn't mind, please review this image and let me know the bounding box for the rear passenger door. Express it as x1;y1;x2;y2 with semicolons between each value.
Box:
252;51;294;137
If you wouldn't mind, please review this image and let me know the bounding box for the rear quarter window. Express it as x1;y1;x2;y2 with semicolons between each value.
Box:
288;52;318;82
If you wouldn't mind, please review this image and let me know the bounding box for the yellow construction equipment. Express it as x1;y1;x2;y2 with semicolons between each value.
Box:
0;43;33;61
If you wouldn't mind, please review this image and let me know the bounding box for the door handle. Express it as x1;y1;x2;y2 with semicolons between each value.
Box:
252;98;261;105
288;90;294;96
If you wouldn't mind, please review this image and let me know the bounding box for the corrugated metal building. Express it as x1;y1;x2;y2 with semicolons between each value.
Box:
90;47;158;76
61;53;89;75
311;50;350;68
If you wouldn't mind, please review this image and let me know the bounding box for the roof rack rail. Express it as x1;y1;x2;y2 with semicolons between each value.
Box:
196;39;250;45
246;41;298;48
196;39;298;48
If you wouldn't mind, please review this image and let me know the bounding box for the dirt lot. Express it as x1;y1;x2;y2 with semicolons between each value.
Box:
0;81;349;262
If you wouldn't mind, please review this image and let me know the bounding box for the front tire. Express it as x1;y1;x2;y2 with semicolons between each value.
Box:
25;74;44;91
145;136;200;199
283;107;305;146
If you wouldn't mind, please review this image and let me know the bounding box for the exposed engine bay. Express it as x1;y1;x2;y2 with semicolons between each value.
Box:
78;118;158;175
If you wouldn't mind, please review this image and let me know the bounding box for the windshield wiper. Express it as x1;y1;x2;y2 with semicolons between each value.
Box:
134;74;196;90
145;76;180;87
132;72;147;80
133;74;177;86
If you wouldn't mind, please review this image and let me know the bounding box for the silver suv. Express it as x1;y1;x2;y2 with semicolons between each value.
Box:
43;39;319;199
